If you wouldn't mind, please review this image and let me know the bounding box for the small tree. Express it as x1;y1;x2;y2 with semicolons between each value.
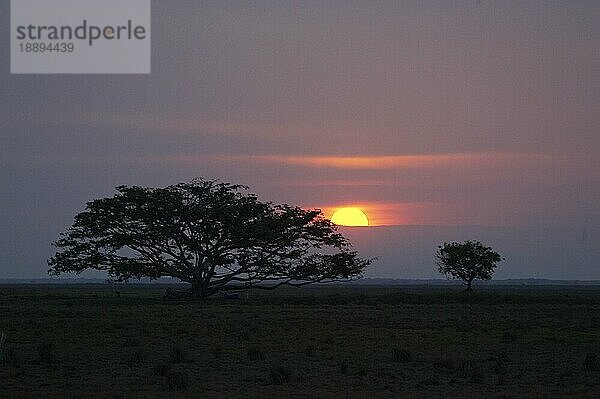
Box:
48;179;372;298
435;240;503;291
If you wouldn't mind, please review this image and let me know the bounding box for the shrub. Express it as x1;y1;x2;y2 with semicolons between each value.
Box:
557;369;575;386
304;344;316;357
392;348;412;363
456;359;474;376
496;372;507;385
213;344;224;359
0;332;6;363
269;364;292;384
123;337;142;347
167;370;190;391
356;363;368;376
127;349;145;365
153;362;172;377
584;352;599;371
433;357;455;370
170;345;187;363
469;368;485;384
416;375;440;387
238;331;250;342
0;334;17;366
37;341;55;364
492;351;509;374
2;346;17;364
496;350;510;363
246;347;265;361
502;330;517;343
339;360;349;375
456;360;485;383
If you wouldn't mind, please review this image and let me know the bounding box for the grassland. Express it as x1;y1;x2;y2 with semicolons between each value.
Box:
1;284;599;398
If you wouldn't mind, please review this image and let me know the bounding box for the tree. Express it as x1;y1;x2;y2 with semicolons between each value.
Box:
435;240;504;291
48;179;372;298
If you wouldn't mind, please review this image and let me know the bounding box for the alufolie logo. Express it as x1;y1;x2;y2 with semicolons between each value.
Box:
11;0;151;74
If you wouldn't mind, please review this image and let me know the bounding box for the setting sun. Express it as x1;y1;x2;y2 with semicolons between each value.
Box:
331;207;369;226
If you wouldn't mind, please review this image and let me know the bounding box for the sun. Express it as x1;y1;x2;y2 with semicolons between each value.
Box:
331;207;369;226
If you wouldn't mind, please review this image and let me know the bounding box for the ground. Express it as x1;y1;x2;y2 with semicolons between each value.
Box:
1;284;599;398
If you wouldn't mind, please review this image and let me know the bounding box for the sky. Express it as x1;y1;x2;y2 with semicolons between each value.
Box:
1;0;599;279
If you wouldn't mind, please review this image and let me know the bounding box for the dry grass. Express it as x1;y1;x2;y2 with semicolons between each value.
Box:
1;284;599;397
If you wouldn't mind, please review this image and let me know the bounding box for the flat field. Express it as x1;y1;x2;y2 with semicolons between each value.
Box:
1;284;599;398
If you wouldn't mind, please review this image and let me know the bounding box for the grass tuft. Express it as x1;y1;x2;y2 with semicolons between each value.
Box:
170;345;187;363
433;357;455;370
502;330;518;343
153;362;172;377
0;332;5;361
127;349;145;365
456;360;485;383
392;347;412;363
584;352;599;371
339;360;349;375
123;337;142;347
238;331;250;342
304;344;316;357
37;341;55;364
269;364;292;384
356;363;369;376
246;346;265;361
167;370;190;391
213;344;224;359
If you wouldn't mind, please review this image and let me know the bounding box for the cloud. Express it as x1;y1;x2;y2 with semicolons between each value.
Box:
244;153;557;170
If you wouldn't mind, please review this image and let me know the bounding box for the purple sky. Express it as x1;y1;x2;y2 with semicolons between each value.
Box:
1;0;599;279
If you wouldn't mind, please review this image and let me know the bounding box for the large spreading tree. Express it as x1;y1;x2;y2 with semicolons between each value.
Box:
435;240;504;291
48;179;372;298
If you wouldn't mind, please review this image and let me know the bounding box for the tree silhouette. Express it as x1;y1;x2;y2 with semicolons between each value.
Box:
48;179;372;298
435;240;503;291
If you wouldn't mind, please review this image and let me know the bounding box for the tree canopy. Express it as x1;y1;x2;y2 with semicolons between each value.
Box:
435;240;504;291
48;179;372;297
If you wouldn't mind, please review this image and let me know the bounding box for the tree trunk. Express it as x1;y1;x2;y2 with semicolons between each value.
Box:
465;280;473;292
191;280;206;299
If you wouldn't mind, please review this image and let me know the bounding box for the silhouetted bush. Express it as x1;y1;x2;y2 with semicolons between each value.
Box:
416;375;440;387
153;362;172;377
339;360;349;375
37;341;55;363
0;332;5;362
123;337;142;347
496;372;507;385
392;348;412;362
433;357;455;370
304;344;316;357
356;363;368;376
213;344;224;359
557;369;575;387
238;331;250;342
496;350;510;363
167;370;190;391
170;345;187;363
0;333;15;365
456;359;474;376
2;346;17;364
584;352;599;371
127;349;145;365
456;360;485;383
502;330;517;343
492;350;509;374
269;364;292;384
246;347;265;361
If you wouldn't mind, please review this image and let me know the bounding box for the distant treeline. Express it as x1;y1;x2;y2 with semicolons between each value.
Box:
2;278;600;286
